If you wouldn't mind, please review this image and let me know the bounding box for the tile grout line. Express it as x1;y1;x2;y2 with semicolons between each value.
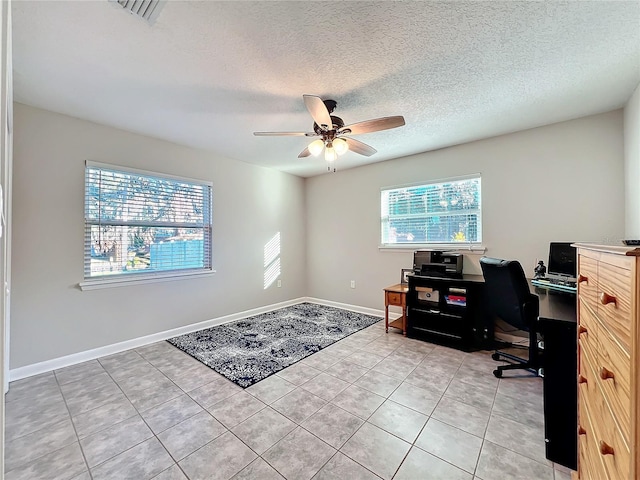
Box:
53;367;95;480
268;408;378;480
471;370;501;479
327;339;431;479
395;349;476;479
124;350;236;478
3;373;91;478
381;340;549;478
240;332;406;479
98;347;233;478
151;343;294;478
89;354;169;475
85;351;197;476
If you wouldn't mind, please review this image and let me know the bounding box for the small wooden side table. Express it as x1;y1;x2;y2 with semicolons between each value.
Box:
384;283;408;336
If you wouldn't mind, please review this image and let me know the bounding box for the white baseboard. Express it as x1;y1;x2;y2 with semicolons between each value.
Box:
304;297;385;318
10;297;306;382
9;297;385;382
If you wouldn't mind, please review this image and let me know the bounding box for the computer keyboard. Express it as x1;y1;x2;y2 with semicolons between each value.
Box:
536;278;576;286
531;278;577;292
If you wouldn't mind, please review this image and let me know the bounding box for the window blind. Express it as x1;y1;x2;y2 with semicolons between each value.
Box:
84;162;212;279
381;176;481;246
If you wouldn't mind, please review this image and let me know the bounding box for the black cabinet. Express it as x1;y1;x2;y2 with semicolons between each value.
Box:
537;289;577;471
407;274;491;351
540;318;577;469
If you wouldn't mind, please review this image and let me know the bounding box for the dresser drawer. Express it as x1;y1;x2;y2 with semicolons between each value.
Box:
597;324;631;442
579;346;600;417
596;261;632;353
577;299;599;363
578;254;599;310
578;394;607;480
577;438;592;480
597;410;631;480
580;349;630;480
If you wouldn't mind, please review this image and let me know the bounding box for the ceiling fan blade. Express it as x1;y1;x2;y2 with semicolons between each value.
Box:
253;131;309;136
339;116;405;135
298;147;311;158
345;138;377;157
303;94;332;131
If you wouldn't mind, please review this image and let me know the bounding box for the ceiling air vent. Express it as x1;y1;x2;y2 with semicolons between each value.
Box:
109;0;166;25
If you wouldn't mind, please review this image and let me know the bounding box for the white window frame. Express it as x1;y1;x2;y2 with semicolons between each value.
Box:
79;161;214;290
380;174;483;250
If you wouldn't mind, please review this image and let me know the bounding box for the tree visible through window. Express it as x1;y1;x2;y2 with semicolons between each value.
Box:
84;162;212;279
381;176;481;245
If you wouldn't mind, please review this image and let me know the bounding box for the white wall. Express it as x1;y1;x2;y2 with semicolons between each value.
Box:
10;105;628;370
11;103;307;369
306;111;625;309
0;0;12;470
624;83;640;238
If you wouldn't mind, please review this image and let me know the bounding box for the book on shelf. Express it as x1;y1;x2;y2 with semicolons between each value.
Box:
445;295;467;306
449;287;467;295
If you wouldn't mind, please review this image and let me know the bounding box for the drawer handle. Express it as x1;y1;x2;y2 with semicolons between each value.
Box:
600;367;615;380
578;326;588;336
578;375;588;385
599;441;615;456
578;426;587;436
599;292;617;306
578;274;588;284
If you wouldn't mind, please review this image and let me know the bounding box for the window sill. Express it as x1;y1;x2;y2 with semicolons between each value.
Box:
79;269;216;291
379;244;486;254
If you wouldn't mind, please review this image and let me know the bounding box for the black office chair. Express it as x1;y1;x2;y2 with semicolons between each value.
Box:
479;257;540;378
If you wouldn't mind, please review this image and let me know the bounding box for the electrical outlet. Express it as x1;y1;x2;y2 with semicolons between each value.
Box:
277;279;282;288
350;280;356;289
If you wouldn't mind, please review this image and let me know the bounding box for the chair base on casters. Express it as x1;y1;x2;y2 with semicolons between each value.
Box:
491;349;539;378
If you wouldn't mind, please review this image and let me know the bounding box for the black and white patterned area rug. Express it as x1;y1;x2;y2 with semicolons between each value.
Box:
167;302;381;387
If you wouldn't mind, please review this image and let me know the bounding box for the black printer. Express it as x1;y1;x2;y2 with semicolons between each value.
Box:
413;250;463;278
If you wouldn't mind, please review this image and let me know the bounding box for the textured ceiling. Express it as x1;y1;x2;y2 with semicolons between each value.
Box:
11;1;640;177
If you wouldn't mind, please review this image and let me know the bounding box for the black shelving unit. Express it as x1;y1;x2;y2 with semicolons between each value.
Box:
407;274;491;351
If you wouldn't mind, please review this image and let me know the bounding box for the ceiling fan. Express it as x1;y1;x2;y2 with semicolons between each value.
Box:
254;95;405;171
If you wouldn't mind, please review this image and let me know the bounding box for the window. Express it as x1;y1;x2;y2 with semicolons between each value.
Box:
381;176;481;246
84;161;212;281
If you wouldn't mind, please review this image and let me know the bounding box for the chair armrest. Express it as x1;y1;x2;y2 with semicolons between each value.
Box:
522;294;540;327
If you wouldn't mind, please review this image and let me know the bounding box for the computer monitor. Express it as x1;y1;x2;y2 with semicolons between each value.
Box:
548;242;577;281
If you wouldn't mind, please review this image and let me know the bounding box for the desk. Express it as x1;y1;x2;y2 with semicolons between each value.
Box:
383;284;408;336
534;284;577;323
533;283;577;471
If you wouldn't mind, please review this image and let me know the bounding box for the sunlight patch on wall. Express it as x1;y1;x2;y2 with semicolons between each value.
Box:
264;232;281;289
264;232;280;267
264;258;281;289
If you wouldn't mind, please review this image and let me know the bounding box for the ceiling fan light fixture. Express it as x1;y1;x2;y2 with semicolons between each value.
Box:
325;146;337;162
333;137;348;155
308;139;325;157
254;94;405;172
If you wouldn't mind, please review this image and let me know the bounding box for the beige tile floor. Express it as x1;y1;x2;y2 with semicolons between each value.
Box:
4;320;574;480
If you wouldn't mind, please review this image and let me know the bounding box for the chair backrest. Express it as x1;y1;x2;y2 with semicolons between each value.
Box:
479;257;538;331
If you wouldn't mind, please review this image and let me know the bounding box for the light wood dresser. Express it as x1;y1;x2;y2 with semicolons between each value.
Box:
574;244;640;480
